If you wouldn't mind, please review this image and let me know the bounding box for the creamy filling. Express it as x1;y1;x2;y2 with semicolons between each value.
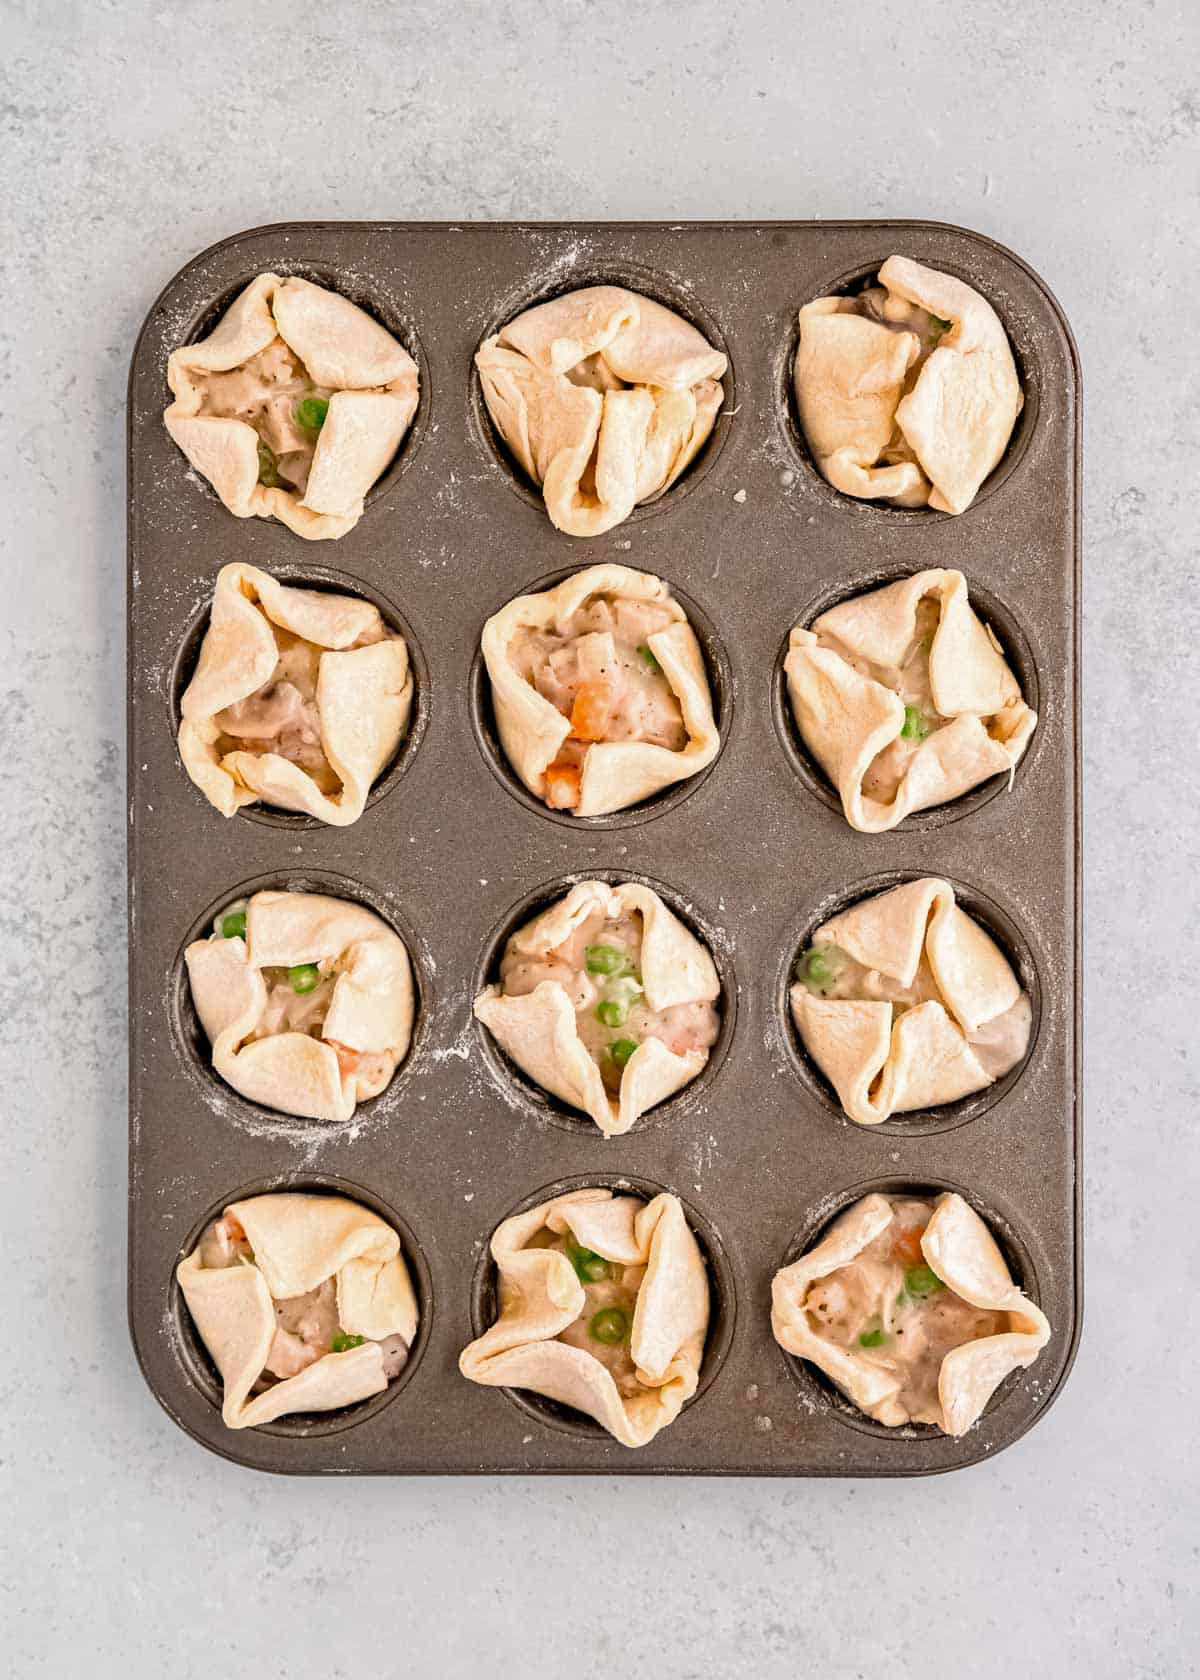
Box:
528;1227;647;1398
804;1196;1008;1424
836;285;950;487
195;337;334;494
499;905;719;1094
796;937;1031;1085
509;596;688;811
195;1213;410;1393
212;619;393;797
207;901;395;1097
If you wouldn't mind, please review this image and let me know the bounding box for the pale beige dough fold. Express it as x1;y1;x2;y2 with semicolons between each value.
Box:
459;1188;709;1448
482;563;719;817
477;285;727;536
177;1192;419;1430
785;568;1036;832
474;879;720;1137
164;273;419;539
179;562;413;825
793;254;1023;515
185;889;415;1123
791;877;1030;1126
771;1190;1049;1435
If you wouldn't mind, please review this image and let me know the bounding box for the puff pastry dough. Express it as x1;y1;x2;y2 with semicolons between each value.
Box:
791;877;1031;1126
771;1190;1049;1435
186;889;415;1123
785;568;1036;832
482;563;719;817
165;273;419;540
178;1192;419;1430
179;562;413;825
477;285;727;536
460;1188;709;1448
793;255;1022;514
474;879;720;1137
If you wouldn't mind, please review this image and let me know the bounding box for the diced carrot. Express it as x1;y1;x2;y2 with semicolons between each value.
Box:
893;1224;926;1263
223;1213;246;1241
568;681;614;743
544;762;582;810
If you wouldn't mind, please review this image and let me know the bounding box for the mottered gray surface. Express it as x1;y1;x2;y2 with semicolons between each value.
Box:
2;1;1197;1676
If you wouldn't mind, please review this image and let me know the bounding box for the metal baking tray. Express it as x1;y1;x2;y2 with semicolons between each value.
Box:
126;219;1080;1475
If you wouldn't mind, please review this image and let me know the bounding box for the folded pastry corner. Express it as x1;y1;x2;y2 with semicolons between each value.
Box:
459;1187;710;1447
164;272;419;539
482;563;719;817
477;284;727;536
785;568;1035;831
790;877;1031;1125
179;561;413;825
185;888;415;1123
771;1189;1049;1436
793;254;1022;515
177;1191;419;1430
474;879;721;1136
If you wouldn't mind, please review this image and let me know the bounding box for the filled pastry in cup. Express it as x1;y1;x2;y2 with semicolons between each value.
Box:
178;1192;419;1430
474;879;721;1137
460;1187;709;1448
164;272;419;539
477;285;727;536
793;255;1022;514
784;568;1036;832
481;563;719;817
771;1190;1049;1435
791;877;1031;1126
185;889;415;1123
179;562;413;825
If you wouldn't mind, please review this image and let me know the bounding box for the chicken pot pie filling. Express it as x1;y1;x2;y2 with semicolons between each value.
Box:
482;564;720;817
459;1189;710;1448
793;254;1023;515
178;1192;419;1430
477;284;727;536
771;1191;1050;1435
790;877;1031;1126
179;562;414;825
185;889;415;1124
475;880;721;1137
164;272;420;539
785;569;1036;832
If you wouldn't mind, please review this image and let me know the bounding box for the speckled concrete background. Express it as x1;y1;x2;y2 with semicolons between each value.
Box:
2;1;1196;1675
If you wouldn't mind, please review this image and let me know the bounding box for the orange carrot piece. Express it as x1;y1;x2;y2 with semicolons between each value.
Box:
893;1225;926;1263
544;762;582;810
569;681;614;743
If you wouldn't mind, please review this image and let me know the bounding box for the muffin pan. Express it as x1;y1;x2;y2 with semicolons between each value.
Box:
127;220;1080;1474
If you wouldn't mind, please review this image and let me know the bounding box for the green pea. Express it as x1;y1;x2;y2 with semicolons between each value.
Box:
595;997;629;1028
900;705;930;741
904;1264;944;1299
589;1308;629;1346
219;910;247;940
637;644;661;673
288;963;322;995
256;439;281;487
609;1038;638;1068
858;1325;886;1348
565;1242;612;1285
801;946;833;987
331;1331;366;1353
585;944;628;976
295;396;329;432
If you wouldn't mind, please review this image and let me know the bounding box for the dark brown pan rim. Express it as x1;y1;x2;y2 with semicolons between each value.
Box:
167;868;434;1138
167;564;430;832
466;257;736;528
771;1174;1046;1441
168;1173;434;1439
162;257;430;519
471;869;738;1138
467;1173;737;1441
468;562;734;831
774;252;1040;522
770;564;1042;832
774;871;1043;1138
